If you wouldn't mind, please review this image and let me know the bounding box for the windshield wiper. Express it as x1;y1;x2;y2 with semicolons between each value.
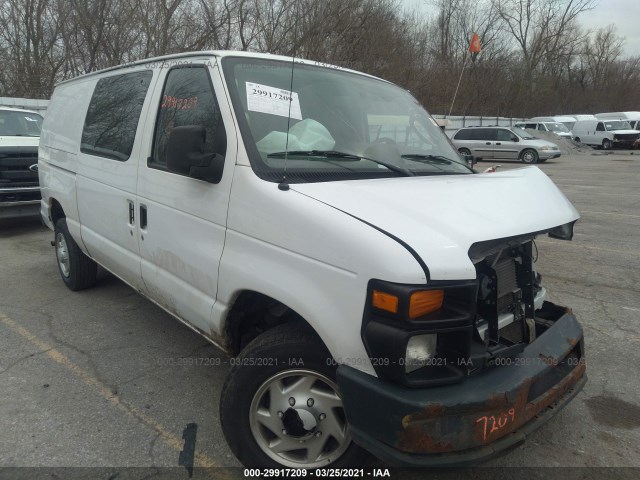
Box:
401;154;472;171
267;150;414;176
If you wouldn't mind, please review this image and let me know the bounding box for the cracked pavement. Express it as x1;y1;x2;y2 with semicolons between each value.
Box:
0;151;639;476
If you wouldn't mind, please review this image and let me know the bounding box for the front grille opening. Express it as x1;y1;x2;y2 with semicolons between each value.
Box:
475;241;536;356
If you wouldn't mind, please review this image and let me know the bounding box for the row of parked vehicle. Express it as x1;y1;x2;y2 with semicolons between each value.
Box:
448;111;640;164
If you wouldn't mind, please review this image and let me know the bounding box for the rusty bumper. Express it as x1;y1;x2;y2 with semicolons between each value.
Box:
337;311;586;467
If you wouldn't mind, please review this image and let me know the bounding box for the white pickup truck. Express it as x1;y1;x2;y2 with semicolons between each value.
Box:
39;51;586;469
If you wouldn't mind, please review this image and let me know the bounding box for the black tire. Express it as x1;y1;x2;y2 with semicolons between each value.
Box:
574;137;581;143
458;148;472;157
220;323;369;469
520;149;539;164
602;138;612;150
54;218;97;291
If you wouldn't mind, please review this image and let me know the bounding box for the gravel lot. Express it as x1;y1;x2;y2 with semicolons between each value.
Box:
1;150;639;479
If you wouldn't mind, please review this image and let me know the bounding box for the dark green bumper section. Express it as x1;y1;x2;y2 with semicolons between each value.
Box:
337;311;586;467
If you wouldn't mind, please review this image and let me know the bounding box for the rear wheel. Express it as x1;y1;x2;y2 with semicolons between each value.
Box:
520;149;539;164
54;218;97;291
220;323;368;469
458;148;472;157
574;137;581;143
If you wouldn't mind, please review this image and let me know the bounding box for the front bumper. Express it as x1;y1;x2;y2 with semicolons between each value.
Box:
337;309;586;467
539;151;561;160
0;186;41;219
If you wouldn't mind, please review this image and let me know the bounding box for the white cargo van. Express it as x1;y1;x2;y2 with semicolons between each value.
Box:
572;118;640;149
39;51;586;469
596;112;640;131
513;120;572;138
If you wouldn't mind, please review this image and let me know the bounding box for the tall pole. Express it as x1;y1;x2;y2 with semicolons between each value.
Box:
448;53;468;117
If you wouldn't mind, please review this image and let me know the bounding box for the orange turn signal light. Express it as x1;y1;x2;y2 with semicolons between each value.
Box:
372;290;399;314
409;290;444;319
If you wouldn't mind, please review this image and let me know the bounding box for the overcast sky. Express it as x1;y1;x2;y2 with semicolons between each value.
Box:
402;0;640;58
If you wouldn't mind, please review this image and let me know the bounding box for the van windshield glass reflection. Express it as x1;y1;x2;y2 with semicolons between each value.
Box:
222;58;472;183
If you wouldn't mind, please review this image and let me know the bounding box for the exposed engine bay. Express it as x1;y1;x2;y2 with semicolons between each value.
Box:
473;240;544;366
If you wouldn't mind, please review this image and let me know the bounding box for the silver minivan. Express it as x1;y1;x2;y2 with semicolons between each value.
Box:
452;126;561;164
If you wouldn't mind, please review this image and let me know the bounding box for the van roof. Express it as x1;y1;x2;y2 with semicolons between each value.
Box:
595;111;640;119
55;50;387;87
529;116;576;123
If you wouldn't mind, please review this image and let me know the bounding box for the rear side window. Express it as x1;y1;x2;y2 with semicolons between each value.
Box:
150;66;226;170
81;71;153;161
475;128;496;141
454;129;473;140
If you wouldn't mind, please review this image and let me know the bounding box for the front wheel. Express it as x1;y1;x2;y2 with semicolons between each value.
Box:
220;323;368;469
602;138;612;150
520;149;539;164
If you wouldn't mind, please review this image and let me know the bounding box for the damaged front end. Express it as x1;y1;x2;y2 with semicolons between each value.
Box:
339;222;586;466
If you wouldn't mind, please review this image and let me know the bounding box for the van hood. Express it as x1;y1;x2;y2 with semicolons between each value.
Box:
0;135;40;148
611;129;639;134
292;167;579;281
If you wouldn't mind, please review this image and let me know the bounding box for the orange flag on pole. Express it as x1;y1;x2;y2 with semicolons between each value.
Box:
469;33;481;53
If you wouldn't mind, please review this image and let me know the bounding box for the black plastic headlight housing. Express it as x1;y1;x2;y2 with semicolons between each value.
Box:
361;279;478;387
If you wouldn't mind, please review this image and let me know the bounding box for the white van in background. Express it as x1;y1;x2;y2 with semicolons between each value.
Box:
529;116;577;131
572;118;639;149
514;120;573;138
596;112;640;131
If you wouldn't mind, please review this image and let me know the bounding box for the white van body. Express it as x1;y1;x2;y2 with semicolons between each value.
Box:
596;111;640;131
572;118;640;149
529;115;577;130
0;107;43;218
513;120;572;138
39;51;586;469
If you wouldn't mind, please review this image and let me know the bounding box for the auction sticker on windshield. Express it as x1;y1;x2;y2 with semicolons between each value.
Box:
246;82;302;120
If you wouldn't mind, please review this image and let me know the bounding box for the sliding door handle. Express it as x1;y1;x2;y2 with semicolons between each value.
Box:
140;204;147;229
128;200;135;225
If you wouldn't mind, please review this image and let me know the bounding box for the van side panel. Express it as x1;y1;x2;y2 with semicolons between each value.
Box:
41;80;94;158
75;68;159;292
217;166;426;375
39;80;95;251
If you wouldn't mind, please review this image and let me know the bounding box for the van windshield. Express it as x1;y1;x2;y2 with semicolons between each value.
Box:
222;57;471;183
605;121;631;131
0;110;43;137
546;123;570;133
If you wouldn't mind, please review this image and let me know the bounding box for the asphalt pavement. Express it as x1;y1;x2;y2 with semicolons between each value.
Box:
1;150;639;479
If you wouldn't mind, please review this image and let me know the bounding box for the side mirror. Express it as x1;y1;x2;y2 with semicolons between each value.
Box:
511;136;519;142
166;125;224;183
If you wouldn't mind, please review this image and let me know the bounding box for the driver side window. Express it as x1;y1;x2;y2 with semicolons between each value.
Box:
150;66;226;171
596;122;605;132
